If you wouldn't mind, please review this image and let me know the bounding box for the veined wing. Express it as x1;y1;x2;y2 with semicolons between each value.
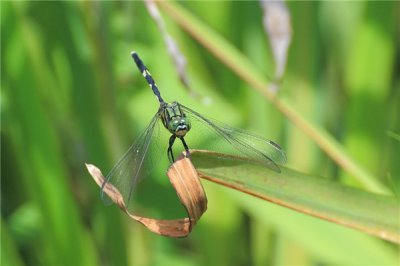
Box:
101;111;163;210
180;104;286;172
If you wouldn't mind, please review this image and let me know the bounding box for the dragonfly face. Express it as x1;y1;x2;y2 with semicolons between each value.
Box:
161;101;191;137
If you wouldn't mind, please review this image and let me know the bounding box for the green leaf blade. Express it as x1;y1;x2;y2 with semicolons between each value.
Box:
191;150;400;243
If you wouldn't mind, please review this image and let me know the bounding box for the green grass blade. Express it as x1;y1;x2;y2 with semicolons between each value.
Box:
1;219;24;266
158;1;390;195
237;192;398;265
190;150;400;243
3;3;98;264
387;131;400;143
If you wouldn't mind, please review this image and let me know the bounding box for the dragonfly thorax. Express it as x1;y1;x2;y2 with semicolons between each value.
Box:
161;102;191;137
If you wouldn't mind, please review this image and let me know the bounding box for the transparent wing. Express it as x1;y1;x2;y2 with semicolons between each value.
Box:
180;104;286;172
101;111;168;211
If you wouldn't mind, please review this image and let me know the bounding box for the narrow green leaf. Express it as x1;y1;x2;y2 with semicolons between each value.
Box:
190;150;400;244
387;131;400;143
1;218;24;266
4;3;98;265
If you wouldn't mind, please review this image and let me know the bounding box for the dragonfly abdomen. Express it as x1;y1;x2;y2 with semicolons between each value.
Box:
131;52;165;103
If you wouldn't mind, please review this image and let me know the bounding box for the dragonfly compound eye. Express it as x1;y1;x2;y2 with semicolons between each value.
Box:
182;118;191;131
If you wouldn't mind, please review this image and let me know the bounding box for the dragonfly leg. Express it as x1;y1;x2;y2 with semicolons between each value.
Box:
180;137;190;158
167;135;176;163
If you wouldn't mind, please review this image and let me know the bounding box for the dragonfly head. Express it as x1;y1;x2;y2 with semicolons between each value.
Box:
169;117;191;137
162;102;191;137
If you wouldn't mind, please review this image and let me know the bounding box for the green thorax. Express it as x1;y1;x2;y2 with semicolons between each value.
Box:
160;101;191;137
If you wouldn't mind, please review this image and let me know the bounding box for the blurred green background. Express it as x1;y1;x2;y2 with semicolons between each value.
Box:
2;1;399;265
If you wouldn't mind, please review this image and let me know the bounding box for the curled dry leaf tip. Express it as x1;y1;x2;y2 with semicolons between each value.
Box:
85;157;207;237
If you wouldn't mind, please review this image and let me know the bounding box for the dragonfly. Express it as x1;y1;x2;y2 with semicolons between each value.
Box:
101;52;286;208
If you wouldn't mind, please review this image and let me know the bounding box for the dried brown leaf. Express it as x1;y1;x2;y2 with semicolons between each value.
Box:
85;157;207;237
